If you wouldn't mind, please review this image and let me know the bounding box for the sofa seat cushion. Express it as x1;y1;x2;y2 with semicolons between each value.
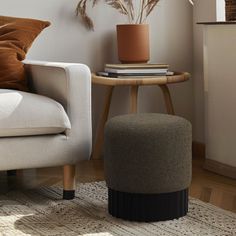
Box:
0;89;71;137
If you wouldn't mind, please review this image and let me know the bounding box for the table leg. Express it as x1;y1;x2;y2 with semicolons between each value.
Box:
159;84;175;115
91;86;114;160
130;85;139;113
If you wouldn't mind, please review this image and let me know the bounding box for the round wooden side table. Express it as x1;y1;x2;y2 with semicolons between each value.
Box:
91;72;190;159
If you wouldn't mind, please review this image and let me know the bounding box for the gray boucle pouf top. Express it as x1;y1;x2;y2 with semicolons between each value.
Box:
104;113;192;194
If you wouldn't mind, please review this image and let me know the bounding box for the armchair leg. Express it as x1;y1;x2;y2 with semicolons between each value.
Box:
7;170;17;176
63;165;76;200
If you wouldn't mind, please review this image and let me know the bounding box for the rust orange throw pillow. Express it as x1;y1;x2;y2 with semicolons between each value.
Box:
0;16;50;91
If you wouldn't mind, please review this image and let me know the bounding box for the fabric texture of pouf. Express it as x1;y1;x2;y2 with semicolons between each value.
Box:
104;113;192;222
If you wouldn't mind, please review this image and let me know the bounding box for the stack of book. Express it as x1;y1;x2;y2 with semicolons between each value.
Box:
97;63;172;78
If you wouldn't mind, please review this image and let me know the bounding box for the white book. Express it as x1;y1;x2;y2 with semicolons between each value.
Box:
105;63;169;69
105;68;168;74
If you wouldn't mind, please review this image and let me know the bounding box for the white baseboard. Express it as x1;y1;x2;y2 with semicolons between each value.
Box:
204;159;236;179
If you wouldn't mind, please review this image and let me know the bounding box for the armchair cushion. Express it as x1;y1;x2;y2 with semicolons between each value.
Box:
0;89;71;137
0;16;50;91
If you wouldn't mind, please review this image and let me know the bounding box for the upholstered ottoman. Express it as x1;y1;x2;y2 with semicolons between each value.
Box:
104;113;192;222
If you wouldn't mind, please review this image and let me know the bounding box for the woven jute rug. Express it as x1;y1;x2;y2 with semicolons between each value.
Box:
0;181;235;236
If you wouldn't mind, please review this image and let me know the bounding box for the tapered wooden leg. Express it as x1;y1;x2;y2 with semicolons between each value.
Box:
63;165;76;200
91;86;114;160
7;170;17;176
159;84;175;115
130;85;139;113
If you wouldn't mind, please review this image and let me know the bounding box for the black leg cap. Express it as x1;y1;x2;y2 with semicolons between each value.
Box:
63;190;75;200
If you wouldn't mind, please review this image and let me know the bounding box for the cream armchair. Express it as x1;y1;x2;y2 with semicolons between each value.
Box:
0;60;92;200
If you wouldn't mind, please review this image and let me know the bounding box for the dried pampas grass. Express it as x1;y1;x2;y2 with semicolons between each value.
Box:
76;0;193;30
76;0;94;30
75;0;160;29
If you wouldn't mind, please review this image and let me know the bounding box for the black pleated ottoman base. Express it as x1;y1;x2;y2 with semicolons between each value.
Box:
108;188;188;222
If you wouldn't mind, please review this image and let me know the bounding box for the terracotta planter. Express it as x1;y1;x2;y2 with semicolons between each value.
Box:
116;24;150;63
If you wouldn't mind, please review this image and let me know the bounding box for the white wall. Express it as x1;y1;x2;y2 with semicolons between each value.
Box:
193;0;217;143
0;0;194;141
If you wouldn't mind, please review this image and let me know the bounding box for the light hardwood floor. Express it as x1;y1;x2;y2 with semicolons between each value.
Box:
0;158;236;213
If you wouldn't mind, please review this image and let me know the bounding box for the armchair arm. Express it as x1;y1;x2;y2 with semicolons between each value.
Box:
23;60;92;149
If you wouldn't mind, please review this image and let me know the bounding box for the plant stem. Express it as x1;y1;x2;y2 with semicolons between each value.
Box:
139;0;145;24
127;1;131;23
135;0;142;23
127;0;134;23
